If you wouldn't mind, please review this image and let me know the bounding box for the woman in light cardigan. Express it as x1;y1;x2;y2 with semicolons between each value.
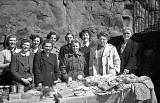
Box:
89;32;120;76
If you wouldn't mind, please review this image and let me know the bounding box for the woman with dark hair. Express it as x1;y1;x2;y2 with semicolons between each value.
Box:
46;31;60;42
60;39;86;82
0;35;21;85
30;34;43;53
79;29;96;77
46;31;60;58
11;38;34;91
89;32;120;76
33;40;60;87
59;33;74;61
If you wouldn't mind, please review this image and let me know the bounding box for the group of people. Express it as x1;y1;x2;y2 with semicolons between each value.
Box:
0;27;138;91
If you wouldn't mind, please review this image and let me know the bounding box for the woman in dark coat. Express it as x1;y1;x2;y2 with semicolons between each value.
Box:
11;39;34;91
33;40;60;87
79;29;96;77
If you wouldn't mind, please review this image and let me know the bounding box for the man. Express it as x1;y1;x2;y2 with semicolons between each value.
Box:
0;35;21;85
116;27;138;74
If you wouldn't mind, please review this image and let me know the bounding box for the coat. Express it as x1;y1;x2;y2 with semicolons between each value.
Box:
10;52;34;85
33;51;60;86
80;41;96;77
117;39;138;74
89;43;120;76
59;44;72;60
60;52;86;82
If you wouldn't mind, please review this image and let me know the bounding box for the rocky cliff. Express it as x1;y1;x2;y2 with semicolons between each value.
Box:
0;0;134;45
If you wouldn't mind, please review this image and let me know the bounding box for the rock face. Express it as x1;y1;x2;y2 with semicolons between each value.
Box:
0;0;133;44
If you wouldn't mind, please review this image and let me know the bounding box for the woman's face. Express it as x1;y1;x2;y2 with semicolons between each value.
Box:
43;43;52;53
50;35;57;44
22;42;31;52
82;32;90;42
72;42;80;54
66;34;73;44
98;36;108;47
32;37;40;48
8;37;17;48
123;30;132;40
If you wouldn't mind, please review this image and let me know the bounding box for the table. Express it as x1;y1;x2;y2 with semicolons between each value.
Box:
4;97;55;103
57;89;135;103
57;88;157;103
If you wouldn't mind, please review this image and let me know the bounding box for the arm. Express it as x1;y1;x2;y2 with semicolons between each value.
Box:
0;50;10;70
10;54;23;82
58;47;64;61
58;47;64;68
89;48;94;76
53;54;60;79
59;55;68;82
112;47;121;74
33;53;44;85
89;48;98;76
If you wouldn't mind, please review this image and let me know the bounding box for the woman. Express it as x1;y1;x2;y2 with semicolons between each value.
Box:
89;32;120;76
60;39;86;82
59;33;74;61
46;31;60;56
30;34;43;53
0;35;21;85
79;29;96;77
33;40;60;87
116;27;138;74
11;39;34;91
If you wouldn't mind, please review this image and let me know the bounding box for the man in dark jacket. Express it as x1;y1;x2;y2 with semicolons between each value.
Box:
116;27;138;74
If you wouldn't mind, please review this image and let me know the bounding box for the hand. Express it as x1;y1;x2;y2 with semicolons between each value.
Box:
21;78;30;84
68;77;72;83
108;60;114;68
38;83;42;88
5;63;10;68
123;69;129;74
54;78;61;83
77;75;83;80
109;69;116;75
27;77;32;82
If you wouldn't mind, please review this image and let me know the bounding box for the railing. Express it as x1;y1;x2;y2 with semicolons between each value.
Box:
132;0;160;33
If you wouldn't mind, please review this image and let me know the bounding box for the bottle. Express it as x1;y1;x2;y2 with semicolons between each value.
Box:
11;85;17;94
17;85;24;93
3;86;10;101
4;86;10;93
0;86;3;93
